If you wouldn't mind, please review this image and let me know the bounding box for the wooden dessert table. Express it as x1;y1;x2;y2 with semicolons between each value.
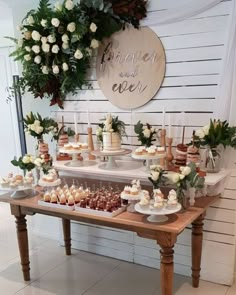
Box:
0;193;219;295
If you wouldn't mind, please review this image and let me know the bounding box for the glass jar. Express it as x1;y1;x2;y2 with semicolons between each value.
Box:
205;146;222;173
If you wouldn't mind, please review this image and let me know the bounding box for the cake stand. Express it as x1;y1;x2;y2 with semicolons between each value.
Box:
38;178;62;188
92;149;132;170
121;191;145;212
134;201;181;223
0;185;36;199
59;148;89;167
131;153;166;170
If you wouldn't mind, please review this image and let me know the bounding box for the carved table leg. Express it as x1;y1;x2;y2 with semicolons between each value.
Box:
62;218;71;255
15;215;30;281
192;213;205;288
160;245;175;295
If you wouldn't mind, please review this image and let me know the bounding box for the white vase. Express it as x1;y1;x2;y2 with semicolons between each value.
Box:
102;132;121;151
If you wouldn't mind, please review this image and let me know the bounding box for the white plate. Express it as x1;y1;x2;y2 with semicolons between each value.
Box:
38;200;75;211
121;191;144;201
93;149;131;156
59;148;89;154
75;205;126;217
0;184;35;192
131;153;166;160
38;179;61;187
135;202;181;216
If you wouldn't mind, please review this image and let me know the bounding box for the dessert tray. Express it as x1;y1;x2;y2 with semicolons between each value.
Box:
38;179;62;187
135;201;182;223
92;149;132;170
38;200;75;211
59;148;89;167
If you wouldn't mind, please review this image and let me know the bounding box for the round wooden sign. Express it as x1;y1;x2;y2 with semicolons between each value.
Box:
96;27;166;110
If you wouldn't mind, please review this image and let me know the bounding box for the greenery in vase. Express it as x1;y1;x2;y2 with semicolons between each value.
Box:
23;112;58;140
8;0;147;108
11;154;51;174
134;121;157;147
193;119;236;152
96;114;126;142
148;165;168;189
167;163;205;203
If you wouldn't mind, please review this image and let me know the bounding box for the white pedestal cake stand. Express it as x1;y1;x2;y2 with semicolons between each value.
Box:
0;185;36;199
92;149;132;170
134;202;182;223
131;153;166;170
59;148;90;167
121;191;144;212
38;179;62;188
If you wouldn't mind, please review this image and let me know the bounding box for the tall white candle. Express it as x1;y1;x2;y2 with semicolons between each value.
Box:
87;110;91;127
162;107;166;129
74;113;78;134
168;113;172;137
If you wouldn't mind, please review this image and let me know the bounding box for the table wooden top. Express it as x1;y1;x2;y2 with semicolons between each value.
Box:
0;193;219;236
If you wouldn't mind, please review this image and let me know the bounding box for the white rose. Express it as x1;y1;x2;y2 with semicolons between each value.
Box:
34;55;42;64
35;126;43;134
17;39;23;47
171;173;180;183
34;120;40;126
52;65;60;74
32;45;40;54
32;30;41;41
65;0;74;10
41;19;47;27
22;156;30;164
90;39;99;49
25;46;31;52
74;49;83;59
54;2;62;11
42;66;49;74
195;128;205;139
62;42;69;50
179;174;185;180
90;22;97;33
180;166;191;176
47;35;56;44
24;54;31;61
51;18;60;27
143;128;151;138
62;63;69;71
62;34;69;43
203;125;210;136
42;43;50;53
151;171;160;181
27;15;34;25
52;44;60;54
41;36;47;44
67;22;76;33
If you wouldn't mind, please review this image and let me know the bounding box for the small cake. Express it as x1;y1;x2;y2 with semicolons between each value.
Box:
175;144;188;167
59;194;67;205
124;186;131;194
71;143;81;150
68;195;75;206
157;147;165;154
0;178;10;187
187;145;200;164
153;201;164;209
81;143;88;150
153;189;164;199
14;175;23;183
50;193;58;204
130;186;139;195
146;147;156;156
167;189;178;207
135;147;144;156
42;175;54;182
74;193;81;204
58;133;69;147
43;192;51;202
139;198;149;208
39;143;49;156
9;182;18;188
64;143;73;150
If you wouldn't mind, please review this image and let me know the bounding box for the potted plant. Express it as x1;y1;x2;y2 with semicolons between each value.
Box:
134;121;157;147
193;119;236;172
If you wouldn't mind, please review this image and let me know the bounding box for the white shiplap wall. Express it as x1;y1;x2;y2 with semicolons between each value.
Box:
42;0;236;285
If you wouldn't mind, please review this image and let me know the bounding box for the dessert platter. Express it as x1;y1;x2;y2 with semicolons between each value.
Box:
120;179;148;212
38;169;61;187
135;189;181;223
59;142;90;167
132;146;166;169
0;172;36;199
38;183;126;217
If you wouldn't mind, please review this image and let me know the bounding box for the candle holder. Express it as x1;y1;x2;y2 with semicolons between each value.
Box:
160;129;166;167
74;134;83;161
166;137;174;168
87;127;96;160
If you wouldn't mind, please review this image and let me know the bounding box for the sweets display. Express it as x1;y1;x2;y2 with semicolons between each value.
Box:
0;172;34;189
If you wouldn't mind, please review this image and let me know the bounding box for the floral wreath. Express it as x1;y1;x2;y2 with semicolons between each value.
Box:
9;0;147;108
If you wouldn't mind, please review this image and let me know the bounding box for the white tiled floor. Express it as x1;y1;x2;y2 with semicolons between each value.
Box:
0;202;235;295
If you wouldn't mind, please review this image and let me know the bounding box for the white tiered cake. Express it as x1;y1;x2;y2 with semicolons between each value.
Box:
103;132;121;151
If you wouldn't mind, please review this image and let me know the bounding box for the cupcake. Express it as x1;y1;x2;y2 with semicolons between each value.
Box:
68;195;75;206
146;147;156;156
139;197;149;208
43;192;51;202
64;143;73;150
153;189;164;200
59;194;67;205
50;193;58;204
124;186;131;194
130;186;139;195
135;147;144;156
81;143;88;150
157;147;165;154
167;189;178;208
153;201;164;210
0;178;10;188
